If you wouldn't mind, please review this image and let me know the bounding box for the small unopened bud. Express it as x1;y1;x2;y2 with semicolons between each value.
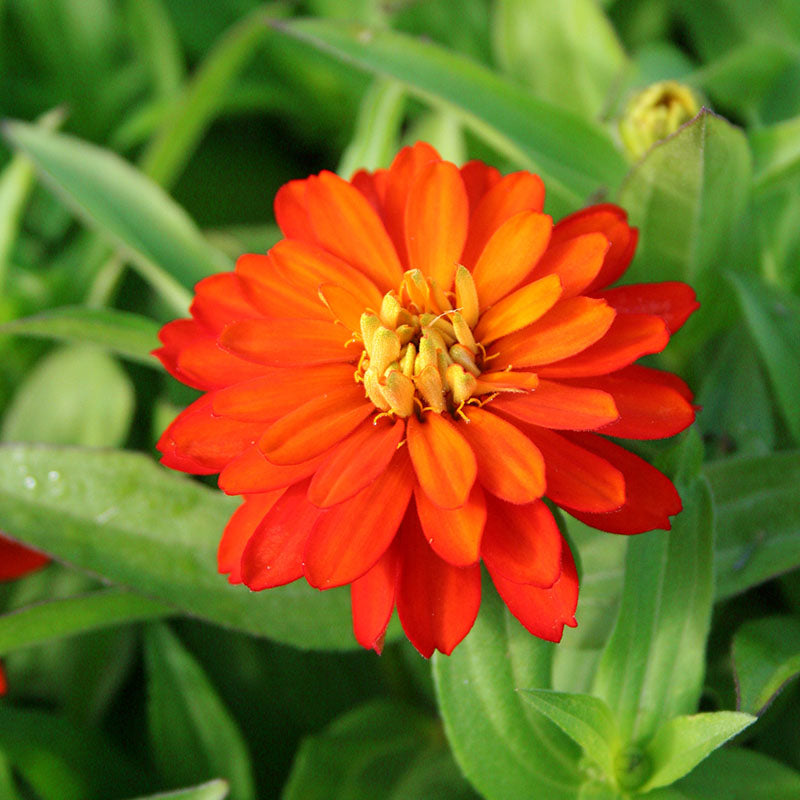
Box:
360;313;380;356
451;311;477;353
450;343;480;377
447;363;478;406
363;367;390;410
455;266;479;328
413;365;445;413
381;370;415;417
370;327;401;375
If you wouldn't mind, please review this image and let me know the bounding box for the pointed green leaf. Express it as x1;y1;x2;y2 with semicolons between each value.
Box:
274;18;627;213
145;623;254;800
519;690;619;779
728;272;800;443
125;780;230;800
705;451;800;599
751;113;800;193
0;306;161;367
1;120;231;311
0;445;357;649
433;573;582;800
592;459;714;744
733;615;800;714
640;712;756;792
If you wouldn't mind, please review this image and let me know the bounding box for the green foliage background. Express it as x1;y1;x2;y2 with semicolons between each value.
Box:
1;1;800;797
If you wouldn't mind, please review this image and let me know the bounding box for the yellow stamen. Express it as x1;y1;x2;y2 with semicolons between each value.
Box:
360;313;380;357
455;265;479;328
413;364;446;413
447;363;478;406
370;327;401;375
450;343;481;377
381;370;416;418
451;312;478;353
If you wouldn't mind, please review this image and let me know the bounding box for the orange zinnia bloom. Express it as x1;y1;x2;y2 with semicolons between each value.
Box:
156;143;698;657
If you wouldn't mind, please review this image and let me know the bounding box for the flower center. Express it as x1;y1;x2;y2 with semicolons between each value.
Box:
356;266;495;418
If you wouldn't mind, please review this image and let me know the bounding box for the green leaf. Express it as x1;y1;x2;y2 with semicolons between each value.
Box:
125;780;230;800
145;623;255;800
751;113;800;193
519;690;619;779
491;0;628;119
283;700;476;800
1;345;135;447
673;747;800;800
640;712;755;792
0;751;23;800
591;467;714;745
0;586;168;657
728;272;800;443
733;615;800;714
433;573;582;800
705;451;800;600
0;444;357;649
1;120;230;312
274;18;627;213
1;306;160;367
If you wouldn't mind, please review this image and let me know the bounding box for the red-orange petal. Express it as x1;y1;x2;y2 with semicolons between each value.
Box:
191;273;262;333
517;423;625;513
414;482;486;567
473;274;562;344
533;232;609;298
597;282;699;333
241;481;321;590
563;431;682;534
308;417;405;507
489;543;579;642
306;171;403;291
537;314;669;378
396;509;482;657
318;283;368;333
460;407;545;504
211;364;354;422
407;413;477;509
460;159;502;213
350;540;400;653
303;449;414;588
219;318;354;367
471;211;552;309
405;160;468;290
273;179;315;243
217;491;285;583
461;172;546;269
491;297;616;369
0;538;48;581
259;384;374;466
218;445;324;494
481;497;562;587
490;379;619;431
177;336;269;390
154;319;204;387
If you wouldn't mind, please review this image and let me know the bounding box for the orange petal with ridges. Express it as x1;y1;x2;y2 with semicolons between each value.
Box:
537;314;669;378
460;407;545;503
474;370;539;393
460;159;502;213
306;171;403;291
304;449;414;588
212;364;354;422
218;446;324;494
481;497;562;587
396;510;482;657
473;274;562;344
217;491;285;583
491;297;616;369
274;179;315;243
219;318;354;367
351;540;400;653
177;336;268;389
489;543;578;642
472;211;552;309
191;273;262;333
308;416;405;507
491;379;619;430
414;483;486;567
533;232;609;298
259;384;374;465
318;283;367;333
598;282;699;333
461;172;546;269
407;413;477;509
241;481;321;590
405;161;468;290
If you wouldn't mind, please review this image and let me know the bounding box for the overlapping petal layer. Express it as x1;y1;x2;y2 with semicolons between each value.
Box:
156;143;697;657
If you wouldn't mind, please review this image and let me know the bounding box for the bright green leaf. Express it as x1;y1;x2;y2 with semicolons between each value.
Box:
640;712;756;792
1;120;230;312
0;586;168;657
125;780;230;800
275;17;628;214
728;272;800;443
145;623;255;800
733;615;800;714
1;306;161;367
751;113;800;193
519;690;619;779
1;345;135;447
706;451;800;600
433;573;582;800
0;445;357;649
592;467;714;745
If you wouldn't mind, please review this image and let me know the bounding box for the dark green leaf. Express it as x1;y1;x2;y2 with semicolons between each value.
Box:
125;780;230;800
0;445;357;649
145;623;254;800
0;751;23;800
751;113;800;193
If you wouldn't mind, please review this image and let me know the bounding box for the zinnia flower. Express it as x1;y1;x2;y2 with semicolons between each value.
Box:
155;143;698;657
0;536;48;694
